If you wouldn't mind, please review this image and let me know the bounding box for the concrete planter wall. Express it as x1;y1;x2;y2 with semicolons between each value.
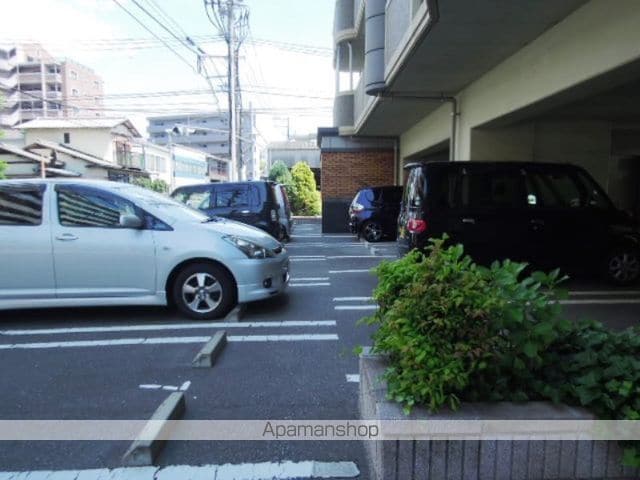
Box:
359;350;639;480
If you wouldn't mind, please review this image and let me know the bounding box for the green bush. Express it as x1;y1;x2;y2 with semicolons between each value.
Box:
132;177;169;193
0;160;6;180
290;162;320;216
363;237;640;465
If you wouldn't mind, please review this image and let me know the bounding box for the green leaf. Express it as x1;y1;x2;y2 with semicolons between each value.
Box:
522;342;538;359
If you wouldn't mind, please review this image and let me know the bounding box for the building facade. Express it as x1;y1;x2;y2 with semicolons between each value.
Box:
0;43;104;128
147;111;257;180
324;0;640;231
267;135;321;187
171;144;210;189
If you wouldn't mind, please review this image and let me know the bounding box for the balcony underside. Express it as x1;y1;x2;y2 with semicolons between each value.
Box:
356;0;589;136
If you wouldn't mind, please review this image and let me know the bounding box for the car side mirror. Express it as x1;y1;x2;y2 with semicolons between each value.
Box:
120;214;143;229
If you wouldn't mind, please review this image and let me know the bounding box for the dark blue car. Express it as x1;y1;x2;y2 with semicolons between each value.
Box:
349;186;403;242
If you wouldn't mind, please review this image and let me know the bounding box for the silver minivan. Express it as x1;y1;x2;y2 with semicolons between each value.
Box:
0;179;290;319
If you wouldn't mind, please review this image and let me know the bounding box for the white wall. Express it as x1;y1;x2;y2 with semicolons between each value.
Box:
24;128;114;162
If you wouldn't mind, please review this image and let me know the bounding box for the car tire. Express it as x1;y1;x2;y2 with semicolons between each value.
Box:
172;263;236;320
362;221;383;243
604;248;640;286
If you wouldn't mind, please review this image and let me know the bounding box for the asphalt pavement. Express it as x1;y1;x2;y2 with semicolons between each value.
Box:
0;219;638;478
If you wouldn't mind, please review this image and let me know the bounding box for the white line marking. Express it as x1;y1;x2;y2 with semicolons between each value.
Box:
346;374;360;383
290;258;327;262
180;381;191;392
139;384;162;390
290;255;326;259
559;299;640;305
329;269;371;274
327;255;395;259
569;290;640;296
0;462;360;480
333;297;373;302
290;277;330;281
162;386;179;391
0;321;337;336
334;305;379;311
228;334;339;342
0;334;339;350
290;283;331;287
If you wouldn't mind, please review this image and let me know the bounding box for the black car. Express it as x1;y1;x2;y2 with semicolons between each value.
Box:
349;186;403;242
398;161;640;285
172;181;282;239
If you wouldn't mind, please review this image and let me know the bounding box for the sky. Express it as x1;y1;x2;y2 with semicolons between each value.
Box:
1;0;336;143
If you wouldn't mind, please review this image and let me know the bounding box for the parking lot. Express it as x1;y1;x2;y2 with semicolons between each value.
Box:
0;219;639;477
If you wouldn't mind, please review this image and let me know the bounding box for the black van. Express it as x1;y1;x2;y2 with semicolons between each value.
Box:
172;181;282;239
398;161;640;285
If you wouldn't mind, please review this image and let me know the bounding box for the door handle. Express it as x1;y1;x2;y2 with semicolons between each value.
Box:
240;210;250;214
56;234;79;242
462;218;476;225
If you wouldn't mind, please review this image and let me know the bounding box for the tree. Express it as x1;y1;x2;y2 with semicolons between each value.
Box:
268;160;292;185
290;162;321;216
132;177;169;193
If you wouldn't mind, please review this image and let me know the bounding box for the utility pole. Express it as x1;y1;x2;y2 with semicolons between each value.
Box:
204;0;249;181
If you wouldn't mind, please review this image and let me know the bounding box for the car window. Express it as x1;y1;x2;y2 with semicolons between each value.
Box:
57;186;138;228
461;170;524;209
526;171;586;209
0;186;44;226
176;188;212;210
215;187;249;208
405;168;426;208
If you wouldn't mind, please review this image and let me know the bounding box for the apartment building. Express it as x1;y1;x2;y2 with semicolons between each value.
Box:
0;43;104;128
147;111;257;180
322;0;640;231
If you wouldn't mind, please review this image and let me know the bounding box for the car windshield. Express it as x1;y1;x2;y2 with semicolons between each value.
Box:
115;185;209;224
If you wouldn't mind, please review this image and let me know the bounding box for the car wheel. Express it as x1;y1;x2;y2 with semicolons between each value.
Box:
362;221;383;243
172;263;236;320
604;248;640;285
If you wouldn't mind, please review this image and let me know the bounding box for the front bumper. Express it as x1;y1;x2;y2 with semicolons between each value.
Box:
235;252;290;303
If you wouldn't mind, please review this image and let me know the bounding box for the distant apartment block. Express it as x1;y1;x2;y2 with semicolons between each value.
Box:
147;111;257;179
0;43;104;128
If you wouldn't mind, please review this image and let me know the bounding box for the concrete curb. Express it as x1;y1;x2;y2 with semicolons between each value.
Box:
192;330;227;368
122;392;186;467
224;304;245;323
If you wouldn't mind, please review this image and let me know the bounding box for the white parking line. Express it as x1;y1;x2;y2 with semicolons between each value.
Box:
346;374;360;383
0;321;337;336
334;306;379;311
329;269;371;274
290;258;327;262
327;255;387;259
290;277;330;281
0;462;360;480
290;256;326;259
559;299;640;305
333;297;373;302
290;283;331;287
0;334;340;350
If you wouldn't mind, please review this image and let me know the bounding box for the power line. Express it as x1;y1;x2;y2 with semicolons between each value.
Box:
109;0;198;74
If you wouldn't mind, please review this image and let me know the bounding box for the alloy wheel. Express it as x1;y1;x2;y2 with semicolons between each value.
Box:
608;252;640;284
181;273;223;314
363;222;383;242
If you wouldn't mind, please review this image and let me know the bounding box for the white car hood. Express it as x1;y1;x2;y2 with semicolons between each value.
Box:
200;218;281;249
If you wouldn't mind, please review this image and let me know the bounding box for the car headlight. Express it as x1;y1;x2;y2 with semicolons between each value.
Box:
223;236;275;259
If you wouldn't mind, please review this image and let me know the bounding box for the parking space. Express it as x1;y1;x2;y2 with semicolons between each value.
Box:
0;219;637;476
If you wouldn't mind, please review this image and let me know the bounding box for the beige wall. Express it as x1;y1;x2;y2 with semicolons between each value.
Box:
24;128;114;162
400;0;640;162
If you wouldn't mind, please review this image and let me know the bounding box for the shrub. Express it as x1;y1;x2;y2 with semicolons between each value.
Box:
0;160;6;180
364;237;568;412
290;162;320;216
132;177;169;193
363;236;640;465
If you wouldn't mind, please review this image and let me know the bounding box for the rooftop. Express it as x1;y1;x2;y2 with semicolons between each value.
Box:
19;118;141;137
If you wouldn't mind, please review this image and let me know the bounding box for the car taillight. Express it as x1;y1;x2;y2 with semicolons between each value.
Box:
271;209;278;222
351;202;364;213
407;219;427;234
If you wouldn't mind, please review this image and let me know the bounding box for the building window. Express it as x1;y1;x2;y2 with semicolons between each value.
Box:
70;70;78;80
94;80;100;88
72;89;79;96
63;133;71;144
95;97;100;104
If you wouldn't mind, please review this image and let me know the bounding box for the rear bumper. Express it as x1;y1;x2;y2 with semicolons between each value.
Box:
235;253;290;303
